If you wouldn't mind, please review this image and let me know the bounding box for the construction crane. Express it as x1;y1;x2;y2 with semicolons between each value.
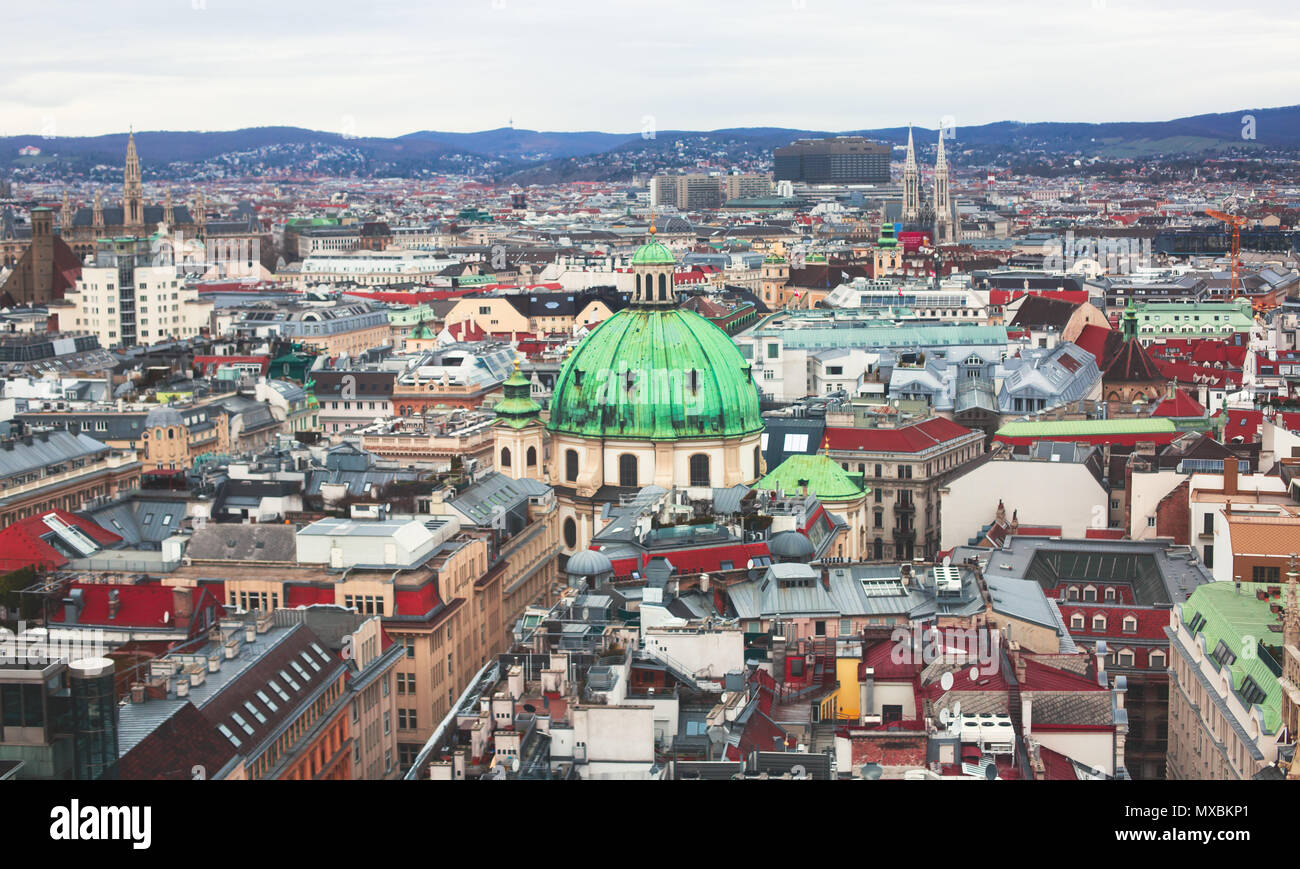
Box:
1205;208;1247;299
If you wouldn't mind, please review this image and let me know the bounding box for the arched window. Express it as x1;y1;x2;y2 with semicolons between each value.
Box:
565;449;579;482
754;446;761;477
500;447;511;468
872;538;883;561
563;517;577;549
689;454;711;487
658;273;667;300
619;453;638;488
526;446;537;467
167;428;175;440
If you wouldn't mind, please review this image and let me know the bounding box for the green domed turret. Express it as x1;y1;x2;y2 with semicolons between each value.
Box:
631;222;676;265
494;362;542;429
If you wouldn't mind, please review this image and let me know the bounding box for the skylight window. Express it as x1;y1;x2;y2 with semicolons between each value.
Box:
279;669;301;691
231;711;255;735
301;650;322;672
244;700;267;724
256;690;278;712
268;680;289;701
1211;639;1237;668
291;661;310;680
217;723;240;747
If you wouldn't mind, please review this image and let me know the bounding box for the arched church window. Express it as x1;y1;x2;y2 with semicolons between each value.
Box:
565;449;579;482
563;518;577;549
526;446;537;466
689;454;711;487
619;454;638;488
500;447;511;468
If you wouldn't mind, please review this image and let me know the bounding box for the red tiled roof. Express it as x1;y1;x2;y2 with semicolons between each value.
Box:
1037;746;1081;780
0;510;121;572
1020;656;1106;692
1104;337;1162;383
824;417;973;454
1153;388;1206;418
1072;324;1117;367
49;582;220;632
1157;360;1242;389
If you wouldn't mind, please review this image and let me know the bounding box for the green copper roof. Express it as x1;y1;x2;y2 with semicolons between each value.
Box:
409;322;436;339
495;366;542;428
995;418;1176;438
756;454;867;502
1179;582;1286;734
547;308;761;441
631;239;676;265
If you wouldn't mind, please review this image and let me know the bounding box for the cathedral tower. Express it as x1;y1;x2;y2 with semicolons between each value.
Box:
933;127;954;244
902;124;920;223
123;132;143;232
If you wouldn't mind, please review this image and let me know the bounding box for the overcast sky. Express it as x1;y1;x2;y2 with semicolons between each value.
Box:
4;0;1298;138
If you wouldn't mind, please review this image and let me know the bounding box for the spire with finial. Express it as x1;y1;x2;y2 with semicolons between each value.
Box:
902;123;920;223
123;127;143;230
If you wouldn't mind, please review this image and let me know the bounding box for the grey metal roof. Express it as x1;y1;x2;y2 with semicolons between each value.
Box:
0;431;111;481
984;574;1061;632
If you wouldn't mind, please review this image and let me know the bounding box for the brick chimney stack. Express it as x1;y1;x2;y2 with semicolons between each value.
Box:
1224;458;1238;496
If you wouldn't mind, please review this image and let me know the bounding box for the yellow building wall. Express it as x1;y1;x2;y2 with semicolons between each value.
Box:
834;657;861;721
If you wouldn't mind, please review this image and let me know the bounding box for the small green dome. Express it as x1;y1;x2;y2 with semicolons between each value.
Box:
494;366;542;428
547;308;761;441
631;239;676;266
756;454;867;502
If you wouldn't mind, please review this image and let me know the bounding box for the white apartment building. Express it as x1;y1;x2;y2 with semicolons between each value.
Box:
64;238;211;349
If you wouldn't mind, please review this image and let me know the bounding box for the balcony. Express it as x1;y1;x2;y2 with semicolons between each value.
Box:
892;526;916;540
895;500;916;515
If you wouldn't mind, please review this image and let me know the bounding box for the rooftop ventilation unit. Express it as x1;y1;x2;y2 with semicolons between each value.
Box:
933;565;963;597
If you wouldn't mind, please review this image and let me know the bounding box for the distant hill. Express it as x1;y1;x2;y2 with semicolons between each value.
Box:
5;106;1297;180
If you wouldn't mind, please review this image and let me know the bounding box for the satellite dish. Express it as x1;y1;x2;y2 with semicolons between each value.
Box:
511;757;521;773
942;555;951;568
861;763;883;781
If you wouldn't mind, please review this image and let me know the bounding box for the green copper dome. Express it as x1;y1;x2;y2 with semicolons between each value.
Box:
548;308;761;441
756;454;867;502
631;239;676;265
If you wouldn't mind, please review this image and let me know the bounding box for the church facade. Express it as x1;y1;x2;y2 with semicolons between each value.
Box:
493;225;766;555
900;123;958;245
